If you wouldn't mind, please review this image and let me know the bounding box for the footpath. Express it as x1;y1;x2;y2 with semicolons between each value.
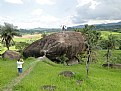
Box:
2;57;45;91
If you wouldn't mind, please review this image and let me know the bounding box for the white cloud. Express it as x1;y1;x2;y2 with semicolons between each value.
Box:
0;14;79;28
72;0;121;24
60;15;74;27
0;14;61;28
28;15;60;28
77;0;100;10
32;9;43;16
87;19;121;25
0;14;86;29
4;0;23;4
0;16;14;23
35;0;56;5
0;15;61;28
77;0;93;6
40;15;59;22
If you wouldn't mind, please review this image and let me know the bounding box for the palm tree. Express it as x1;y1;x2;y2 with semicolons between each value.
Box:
1;22;21;50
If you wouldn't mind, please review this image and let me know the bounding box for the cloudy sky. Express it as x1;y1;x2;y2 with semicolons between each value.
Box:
0;0;121;29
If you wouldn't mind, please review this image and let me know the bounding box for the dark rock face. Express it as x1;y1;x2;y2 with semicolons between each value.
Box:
2;50;21;60
23;31;85;63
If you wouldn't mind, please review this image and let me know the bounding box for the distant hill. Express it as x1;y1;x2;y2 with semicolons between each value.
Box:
67;22;121;31
19;28;61;34
19;22;121;34
95;22;121;30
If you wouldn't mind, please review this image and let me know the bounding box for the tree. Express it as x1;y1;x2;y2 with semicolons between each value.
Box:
82;24;101;77
15;42;30;54
41;31;47;38
74;28;83;32
58;54;69;65
103;34;117;68
0;22;21;50
117;40;121;50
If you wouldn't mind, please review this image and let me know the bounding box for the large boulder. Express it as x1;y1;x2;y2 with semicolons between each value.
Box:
23;31;85;63
2;50;21;60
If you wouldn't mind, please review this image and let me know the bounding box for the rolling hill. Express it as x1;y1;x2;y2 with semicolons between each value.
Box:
67;22;121;31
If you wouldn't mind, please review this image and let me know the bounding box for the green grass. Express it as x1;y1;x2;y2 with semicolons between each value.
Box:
101;31;121;39
1;33;121;91
12;59;121;91
0;58;17;90
0;57;36;90
0;35;40;54
97;50;121;64
1;51;121;91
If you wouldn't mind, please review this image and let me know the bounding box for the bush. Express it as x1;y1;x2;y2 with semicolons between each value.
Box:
58;54;69;64
15;42;30;54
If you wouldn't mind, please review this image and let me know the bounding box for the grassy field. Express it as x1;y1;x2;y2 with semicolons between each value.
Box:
0;34;41;54
101;31;121;39
14;34;42;42
0;54;121;91
1;32;121;91
0;57;121;91
0;57;36;90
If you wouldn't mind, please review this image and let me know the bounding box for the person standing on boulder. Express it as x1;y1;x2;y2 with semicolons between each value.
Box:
17;58;24;75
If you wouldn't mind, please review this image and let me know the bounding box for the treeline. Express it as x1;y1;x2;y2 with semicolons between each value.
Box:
19;28;61;35
67;22;121;33
67;27;121;33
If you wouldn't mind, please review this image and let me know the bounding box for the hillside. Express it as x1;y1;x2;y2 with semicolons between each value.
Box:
18;22;121;34
19;28;61;34
67;22;121;32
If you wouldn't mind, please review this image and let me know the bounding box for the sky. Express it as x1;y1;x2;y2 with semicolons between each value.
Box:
0;0;121;29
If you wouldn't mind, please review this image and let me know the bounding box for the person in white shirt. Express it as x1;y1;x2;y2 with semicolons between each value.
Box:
17;58;24;75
